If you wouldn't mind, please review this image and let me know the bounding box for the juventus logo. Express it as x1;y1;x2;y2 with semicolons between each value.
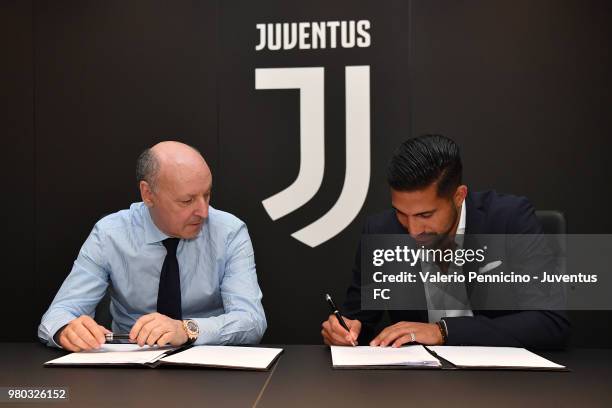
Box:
255;66;371;247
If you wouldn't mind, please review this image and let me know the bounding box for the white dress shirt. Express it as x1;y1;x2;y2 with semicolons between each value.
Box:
423;201;474;323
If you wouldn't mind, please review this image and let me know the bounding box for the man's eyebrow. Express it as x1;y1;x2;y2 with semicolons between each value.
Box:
414;209;435;216
180;187;212;198
393;206;435;216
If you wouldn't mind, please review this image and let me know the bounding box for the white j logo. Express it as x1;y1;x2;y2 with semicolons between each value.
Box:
255;66;371;247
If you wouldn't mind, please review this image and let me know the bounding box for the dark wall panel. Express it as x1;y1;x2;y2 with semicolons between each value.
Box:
33;0;219;330
411;0;612;346
0;0;35;341
412;0;612;230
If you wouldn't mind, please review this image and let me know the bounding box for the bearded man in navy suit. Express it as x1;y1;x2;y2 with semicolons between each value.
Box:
321;134;570;350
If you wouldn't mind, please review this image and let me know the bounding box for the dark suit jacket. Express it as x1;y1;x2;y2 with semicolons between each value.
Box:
343;190;570;350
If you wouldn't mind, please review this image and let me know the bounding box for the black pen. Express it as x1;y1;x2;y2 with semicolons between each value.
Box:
325;294;356;346
104;333;131;341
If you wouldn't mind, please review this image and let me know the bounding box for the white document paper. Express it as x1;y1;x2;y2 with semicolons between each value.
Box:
160;346;283;370
45;344;176;366
427;346;565;369
330;345;441;367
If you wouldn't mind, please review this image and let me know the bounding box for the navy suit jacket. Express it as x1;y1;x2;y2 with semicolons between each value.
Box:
343;190;570;349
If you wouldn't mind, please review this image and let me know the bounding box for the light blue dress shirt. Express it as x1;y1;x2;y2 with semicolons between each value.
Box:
38;202;267;348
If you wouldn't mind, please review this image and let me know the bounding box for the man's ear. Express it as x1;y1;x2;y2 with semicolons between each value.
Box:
140;181;154;207
454;185;468;207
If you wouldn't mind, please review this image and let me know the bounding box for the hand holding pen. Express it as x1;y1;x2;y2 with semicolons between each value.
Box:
322;294;361;347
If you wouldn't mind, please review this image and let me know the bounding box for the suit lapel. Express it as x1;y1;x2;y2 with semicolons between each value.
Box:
464;193;487;302
465;192;486;235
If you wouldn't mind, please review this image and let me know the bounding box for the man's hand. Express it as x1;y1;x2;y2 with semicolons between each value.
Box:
129;312;188;347
57;316;111;352
321;315;361;346
370;321;443;347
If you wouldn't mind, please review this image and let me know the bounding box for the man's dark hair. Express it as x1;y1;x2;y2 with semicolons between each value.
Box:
386;134;462;197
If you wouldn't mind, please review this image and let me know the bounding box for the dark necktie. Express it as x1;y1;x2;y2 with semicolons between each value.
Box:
157;238;182;320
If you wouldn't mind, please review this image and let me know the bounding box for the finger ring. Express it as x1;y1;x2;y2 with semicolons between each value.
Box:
410;332;416;343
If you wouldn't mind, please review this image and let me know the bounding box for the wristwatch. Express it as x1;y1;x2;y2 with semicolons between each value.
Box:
182;319;200;344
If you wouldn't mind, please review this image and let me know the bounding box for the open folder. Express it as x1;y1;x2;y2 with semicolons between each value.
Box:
45;344;283;371
330;345;567;371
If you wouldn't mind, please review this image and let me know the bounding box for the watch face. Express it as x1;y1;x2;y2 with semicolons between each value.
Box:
186;320;198;333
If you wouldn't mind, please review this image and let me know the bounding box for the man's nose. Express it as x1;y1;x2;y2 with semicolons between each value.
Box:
406;218;426;237
194;196;209;218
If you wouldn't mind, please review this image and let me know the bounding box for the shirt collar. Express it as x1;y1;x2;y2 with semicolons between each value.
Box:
453;200;467;248
457;199;466;235
142;204;170;244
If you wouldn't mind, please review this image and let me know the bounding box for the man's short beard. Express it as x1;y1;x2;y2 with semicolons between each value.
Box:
419;202;460;250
